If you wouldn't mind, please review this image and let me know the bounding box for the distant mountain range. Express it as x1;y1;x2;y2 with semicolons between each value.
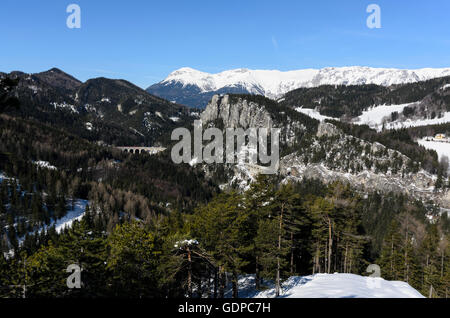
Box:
146;66;450;108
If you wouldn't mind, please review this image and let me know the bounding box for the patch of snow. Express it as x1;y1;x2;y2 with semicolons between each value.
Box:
6;199;89;258
174;239;199;248
129;127;145;137
354;103;414;131
417;138;450;163
295;107;337;122
441;84;450;91
169;116;180;122
244;273;424;298
0;171;8;183
33;161;57;170
51;101;78;114
85;122;93;131
384;112;450;130
54;199;89;233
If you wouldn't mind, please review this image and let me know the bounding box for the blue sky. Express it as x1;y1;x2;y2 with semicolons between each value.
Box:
1;0;449;88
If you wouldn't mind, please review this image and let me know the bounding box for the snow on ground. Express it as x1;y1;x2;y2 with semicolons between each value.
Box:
295;107;336;122
5;199;89;258
22;199;89;237
53;199;89;233
382;112;450;131
169;116;180;122
33;160;57;170
229;274;423;298
441;84;450;91
293;103;450;132
354;103;413;130
51;101;78;114
417;138;450;162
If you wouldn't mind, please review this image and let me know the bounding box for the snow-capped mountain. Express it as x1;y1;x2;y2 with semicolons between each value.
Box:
147;66;450;108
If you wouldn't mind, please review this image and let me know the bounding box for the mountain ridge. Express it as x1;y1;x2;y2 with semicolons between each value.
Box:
147;66;450;108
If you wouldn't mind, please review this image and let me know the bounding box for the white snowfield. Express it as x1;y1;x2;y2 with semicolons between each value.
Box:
417;138;450;163
296;103;450;132
229;274;424;298
354;103;414;130
295;107;336;122
162;66;450;99
383;112;450;131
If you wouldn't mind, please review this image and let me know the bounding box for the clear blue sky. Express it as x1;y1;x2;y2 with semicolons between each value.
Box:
1;0;449;88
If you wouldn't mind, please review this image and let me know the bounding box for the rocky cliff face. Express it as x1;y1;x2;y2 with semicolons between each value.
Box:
200;94;308;146
201;94;273;129
199;94;450;209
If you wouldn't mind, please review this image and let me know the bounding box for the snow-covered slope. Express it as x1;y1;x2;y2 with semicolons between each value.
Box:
228;274;424;298
418;138;450;163
159;66;450;99
353;103;416;131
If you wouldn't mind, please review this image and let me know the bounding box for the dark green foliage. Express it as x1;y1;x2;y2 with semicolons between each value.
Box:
281;76;450;118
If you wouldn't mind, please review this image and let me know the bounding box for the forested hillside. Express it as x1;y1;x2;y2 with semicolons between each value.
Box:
0;69;197;146
281;76;450;118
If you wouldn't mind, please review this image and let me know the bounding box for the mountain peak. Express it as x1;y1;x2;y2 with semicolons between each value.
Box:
148;66;450;108
34;67;82;90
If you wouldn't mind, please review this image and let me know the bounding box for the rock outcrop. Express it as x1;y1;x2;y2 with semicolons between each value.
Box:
201;95;272;129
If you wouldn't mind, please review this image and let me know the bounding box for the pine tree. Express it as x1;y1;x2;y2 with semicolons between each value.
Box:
378;220;404;280
107;221;160;297
242;175;276;290
190;191;248;298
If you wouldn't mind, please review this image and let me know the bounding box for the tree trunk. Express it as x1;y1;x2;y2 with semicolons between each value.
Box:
187;247;192;298
327;217;332;274
232;271;238;298
255;255;261;290
207;268;212;298
390;235;394;277
214;268;218;298
404;218;409;282
290;232;294;275
218;266;225;298
276;203;284;297
344;242;348;273
313;241;320;274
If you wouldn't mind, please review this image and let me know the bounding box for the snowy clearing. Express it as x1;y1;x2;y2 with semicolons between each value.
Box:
354;103;414;130
53;199;89;233
417;138;450;162
295;107;336;122
227;273;423;298
383;112;450;130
